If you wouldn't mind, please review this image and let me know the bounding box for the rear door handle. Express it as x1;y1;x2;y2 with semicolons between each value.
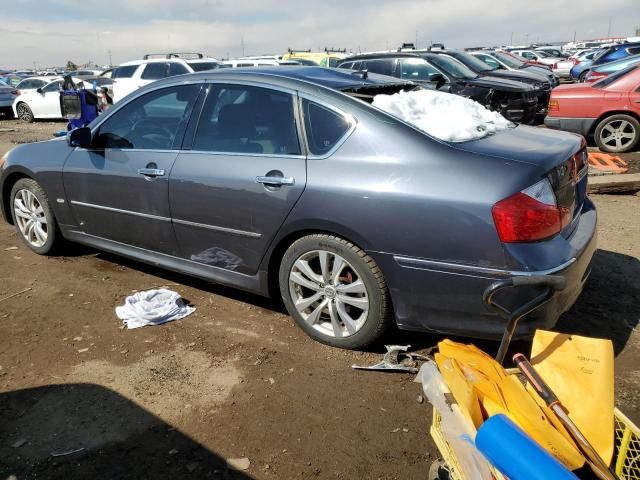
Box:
137;168;165;177
255;176;295;186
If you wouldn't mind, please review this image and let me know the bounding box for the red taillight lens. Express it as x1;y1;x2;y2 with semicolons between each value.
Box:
11;89;19;96
492;179;569;243
548;99;559;112
552;62;558;69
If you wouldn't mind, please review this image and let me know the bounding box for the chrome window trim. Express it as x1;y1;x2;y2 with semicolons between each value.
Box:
70;200;171;222
172;218;262;239
180;150;305;159
297;93;357;160
393;255;577;277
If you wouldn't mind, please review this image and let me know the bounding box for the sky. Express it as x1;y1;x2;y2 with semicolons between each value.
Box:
2;0;640;69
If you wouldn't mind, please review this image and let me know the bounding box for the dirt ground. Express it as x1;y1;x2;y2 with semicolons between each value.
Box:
0;120;638;479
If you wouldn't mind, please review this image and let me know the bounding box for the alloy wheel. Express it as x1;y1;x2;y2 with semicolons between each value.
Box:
288;250;370;338
17;103;33;122
599;119;637;151
13;189;48;247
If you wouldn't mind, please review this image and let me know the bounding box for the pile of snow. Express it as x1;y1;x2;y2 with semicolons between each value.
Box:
372;89;513;143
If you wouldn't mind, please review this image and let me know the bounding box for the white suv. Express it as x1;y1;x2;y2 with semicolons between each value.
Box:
111;53;220;102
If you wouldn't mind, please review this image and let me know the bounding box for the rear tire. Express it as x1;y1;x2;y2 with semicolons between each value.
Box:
594;114;640;153
578;70;589;82
428;460;451;480
10;178;62;255
16;102;34;123
278;234;392;349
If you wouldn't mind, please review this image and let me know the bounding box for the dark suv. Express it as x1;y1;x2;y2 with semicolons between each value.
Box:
427;49;552;117
338;52;540;123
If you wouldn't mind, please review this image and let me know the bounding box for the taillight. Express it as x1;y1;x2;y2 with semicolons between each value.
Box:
492;179;570;243
552;62;558;69
548;99;559;112
11;89;19;96
573;59;581;65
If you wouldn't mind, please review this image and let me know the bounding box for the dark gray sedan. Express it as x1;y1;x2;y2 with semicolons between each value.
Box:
0;67;596;349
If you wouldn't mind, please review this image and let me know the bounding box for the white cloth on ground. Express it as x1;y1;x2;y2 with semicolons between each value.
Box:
115;288;195;329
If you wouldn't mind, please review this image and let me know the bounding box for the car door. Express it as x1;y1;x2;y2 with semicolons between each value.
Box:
630;84;640;116
34;80;63;117
169;82;306;275
62;83;202;255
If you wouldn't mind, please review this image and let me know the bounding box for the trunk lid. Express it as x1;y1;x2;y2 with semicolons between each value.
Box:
453;125;588;227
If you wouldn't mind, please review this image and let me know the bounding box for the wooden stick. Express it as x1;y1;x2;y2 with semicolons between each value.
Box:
0;287;32;303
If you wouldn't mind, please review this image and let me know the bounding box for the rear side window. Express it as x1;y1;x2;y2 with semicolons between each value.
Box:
302;99;351;156
628;47;640;55
113;65;138;79
168;62;189;76
398;58;439;80
339;62;353;69
141;63;168;80
365;59;396;76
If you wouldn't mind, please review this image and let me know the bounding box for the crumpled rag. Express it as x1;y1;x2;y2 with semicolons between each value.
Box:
116;288;195;329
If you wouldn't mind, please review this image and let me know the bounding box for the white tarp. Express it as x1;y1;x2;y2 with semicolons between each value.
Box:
373;89;512;143
116;288;195;329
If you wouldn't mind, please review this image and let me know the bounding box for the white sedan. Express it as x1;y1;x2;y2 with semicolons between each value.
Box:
12;77;95;122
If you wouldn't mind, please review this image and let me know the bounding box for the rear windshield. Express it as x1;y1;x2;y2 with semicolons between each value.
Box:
427;55;477;79
593;64;638;88
188;61;220;72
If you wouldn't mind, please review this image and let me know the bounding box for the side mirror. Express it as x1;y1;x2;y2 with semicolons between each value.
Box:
36;87;43;94
429;73;446;89
67;127;92;148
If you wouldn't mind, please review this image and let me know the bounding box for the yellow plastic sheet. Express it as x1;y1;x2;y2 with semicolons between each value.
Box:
531;330;615;464
437;339;585;470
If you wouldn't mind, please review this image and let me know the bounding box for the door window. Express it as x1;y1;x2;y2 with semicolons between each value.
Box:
476;54;501;69
41;81;61;93
302;99;351;156
364;59;396;76
112;65;138;78
94;84;200;150
398;58;439;81
168;62;190;76
141;63;169;80
192;84;301;155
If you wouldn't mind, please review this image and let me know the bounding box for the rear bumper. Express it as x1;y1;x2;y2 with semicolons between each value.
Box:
370;198;597;340
544;116;596;136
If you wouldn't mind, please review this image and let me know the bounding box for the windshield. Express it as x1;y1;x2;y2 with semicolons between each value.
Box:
187;61;220;72
593;64;638;88
427;55;477;79
452;52;495;72
493;51;526;68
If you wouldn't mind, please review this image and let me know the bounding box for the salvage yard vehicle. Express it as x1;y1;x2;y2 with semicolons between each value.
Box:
426;49;553;116
0;67;596;349
12;77;93;122
0;81;18;117
571;42;640;81
545;64;640;153
111;53;221;102
468;50;559;86
282;49;348;67
583;53;640;82
338;52;541;123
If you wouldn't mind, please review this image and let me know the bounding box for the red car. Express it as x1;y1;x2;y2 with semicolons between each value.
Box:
545;64;640;153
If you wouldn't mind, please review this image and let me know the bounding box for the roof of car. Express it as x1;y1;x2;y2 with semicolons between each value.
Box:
340;52;424;62
150;66;415;92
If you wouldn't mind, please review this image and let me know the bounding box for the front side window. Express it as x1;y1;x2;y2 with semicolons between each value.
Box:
141;63;168;80
475;54;501;69
398;58;439;81
192;84;301;155
41;81;61;93
168;62;189;76
427;55;477;79
302;99;351;156
94;84;200;150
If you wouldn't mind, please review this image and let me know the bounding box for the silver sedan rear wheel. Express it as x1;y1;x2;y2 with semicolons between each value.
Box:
288;250;370;338
13;188;48;248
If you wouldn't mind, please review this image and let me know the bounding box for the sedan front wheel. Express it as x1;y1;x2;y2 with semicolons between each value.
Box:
16;102;34;123
279;234;392;349
10;178;61;254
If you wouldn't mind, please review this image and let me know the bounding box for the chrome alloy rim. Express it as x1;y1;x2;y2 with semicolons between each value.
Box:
13;189;47;247
17;104;32;121
600;119;637;151
288;250;369;338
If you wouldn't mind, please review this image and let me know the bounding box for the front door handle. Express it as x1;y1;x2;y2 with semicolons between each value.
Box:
255;176;295;186
137;168;165;177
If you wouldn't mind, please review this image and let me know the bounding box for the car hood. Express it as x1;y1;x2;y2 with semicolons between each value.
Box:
478;69;547;87
450;124;582;171
463;75;535;92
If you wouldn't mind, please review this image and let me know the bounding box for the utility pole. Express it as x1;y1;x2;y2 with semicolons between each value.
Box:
241;35;245;56
415;30;418;49
510;32;514;45
525;33;529;45
108;49;113;67
573;31;577;42
607;16;612;38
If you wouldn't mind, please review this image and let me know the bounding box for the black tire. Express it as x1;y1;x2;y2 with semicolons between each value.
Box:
16;102;34;123
10;178;62;255
594;114;640;153
579;70;589;82
278;234;392;349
